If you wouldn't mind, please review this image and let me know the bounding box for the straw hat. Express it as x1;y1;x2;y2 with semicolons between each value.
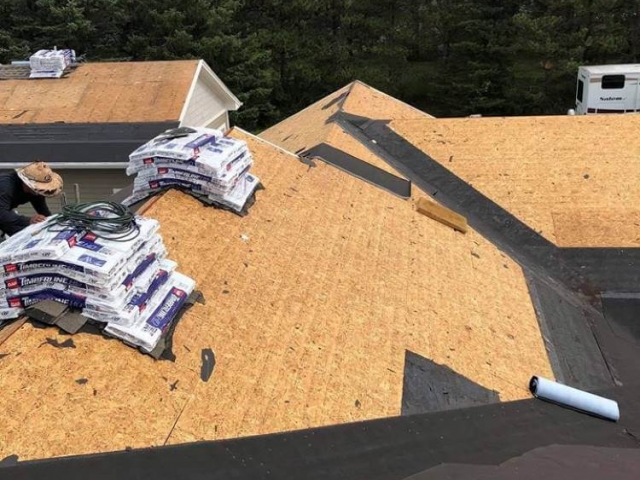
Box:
16;162;63;197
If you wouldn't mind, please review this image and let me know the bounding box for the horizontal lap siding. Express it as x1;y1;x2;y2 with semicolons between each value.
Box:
16;168;130;214
206;111;229;131
182;76;227;128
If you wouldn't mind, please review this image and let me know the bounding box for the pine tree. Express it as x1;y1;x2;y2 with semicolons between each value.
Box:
341;0;411;95
415;0;521;116
513;0;630;114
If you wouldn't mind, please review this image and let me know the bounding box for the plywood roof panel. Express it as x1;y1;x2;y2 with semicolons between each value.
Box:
0;132;551;460
342;81;433;121
390;115;640;247
553;209;640;247
259;83;352;154
4;81;85;110
0;322;198;460
153;131;551;444
261;81;433;178
0;109;37;123
0;60;198;124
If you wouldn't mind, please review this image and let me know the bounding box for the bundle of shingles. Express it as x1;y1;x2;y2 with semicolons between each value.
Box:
122;127;260;214
29;48;75;79
0;210;196;356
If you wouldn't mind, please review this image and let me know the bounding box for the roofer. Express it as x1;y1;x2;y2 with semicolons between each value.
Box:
0;162;63;236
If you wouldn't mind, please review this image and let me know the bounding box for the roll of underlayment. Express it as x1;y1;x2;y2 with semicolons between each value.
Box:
529;376;620;422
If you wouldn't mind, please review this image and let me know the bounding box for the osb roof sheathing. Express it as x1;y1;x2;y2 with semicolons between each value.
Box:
261;80;433;176
390;115;640;248
0;131;552;460
0;60;198;124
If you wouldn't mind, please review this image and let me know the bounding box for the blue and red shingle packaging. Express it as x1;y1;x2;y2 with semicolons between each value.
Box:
29;48;76;78
123;126;260;213
0;213;196;356
0;127;259;356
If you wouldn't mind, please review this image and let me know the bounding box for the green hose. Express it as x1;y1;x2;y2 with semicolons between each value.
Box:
46;201;140;241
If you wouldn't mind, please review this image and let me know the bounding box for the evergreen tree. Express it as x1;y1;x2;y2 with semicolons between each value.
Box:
0;0;637;128
513;0;630;114
0;0;93;62
342;0;411;96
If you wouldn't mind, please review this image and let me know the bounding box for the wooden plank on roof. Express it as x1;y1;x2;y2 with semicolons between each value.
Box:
416;197;468;233
0;317;28;347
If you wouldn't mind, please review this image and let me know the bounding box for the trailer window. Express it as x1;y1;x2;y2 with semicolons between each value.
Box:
577;79;584;102
602;75;625;89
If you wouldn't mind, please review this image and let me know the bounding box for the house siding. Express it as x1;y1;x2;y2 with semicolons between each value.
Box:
181;74;227;127
16;168;130;215
205;111;229;131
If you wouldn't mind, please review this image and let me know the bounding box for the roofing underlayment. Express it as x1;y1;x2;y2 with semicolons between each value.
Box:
0;60;198;124
0;130;553;460
0;122;177;165
6;386;640;480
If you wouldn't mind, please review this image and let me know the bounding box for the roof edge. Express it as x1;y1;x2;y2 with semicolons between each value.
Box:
259;81;358;136
178;61;203;125
6;384;640;479
233;126;301;159
178;60;242;127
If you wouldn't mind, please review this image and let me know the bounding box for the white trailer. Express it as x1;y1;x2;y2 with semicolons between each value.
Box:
575;64;640;114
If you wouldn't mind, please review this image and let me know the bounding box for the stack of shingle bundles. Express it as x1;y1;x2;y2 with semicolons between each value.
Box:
122;127;261;214
29;48;76;79
0;214;195;355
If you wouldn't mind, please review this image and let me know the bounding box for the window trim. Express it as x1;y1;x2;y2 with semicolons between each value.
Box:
601;74;626;90
577;79;584;102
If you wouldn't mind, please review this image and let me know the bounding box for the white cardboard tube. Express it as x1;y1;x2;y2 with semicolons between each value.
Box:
529;376;620;422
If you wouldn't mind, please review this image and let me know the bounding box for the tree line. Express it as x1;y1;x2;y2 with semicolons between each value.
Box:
1;0;638;131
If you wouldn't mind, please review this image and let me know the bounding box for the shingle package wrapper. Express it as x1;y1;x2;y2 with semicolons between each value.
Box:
104;271;196;352
123;127;260;213
0;217;161;286
0;214;196;355
29;49;75;79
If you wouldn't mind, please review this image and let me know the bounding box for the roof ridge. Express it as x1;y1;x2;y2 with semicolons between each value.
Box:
336;80;359;113
345;80;435;118
259;81;357;136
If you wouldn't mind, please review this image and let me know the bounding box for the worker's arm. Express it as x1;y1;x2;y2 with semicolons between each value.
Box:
0;192;31;236
30;195;52;217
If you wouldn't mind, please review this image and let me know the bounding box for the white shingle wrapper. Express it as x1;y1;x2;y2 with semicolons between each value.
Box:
129;127;224;163
124;128;259;214
208;173;260;213
104;271;195;352
0;214;195;349
29;49;75;72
